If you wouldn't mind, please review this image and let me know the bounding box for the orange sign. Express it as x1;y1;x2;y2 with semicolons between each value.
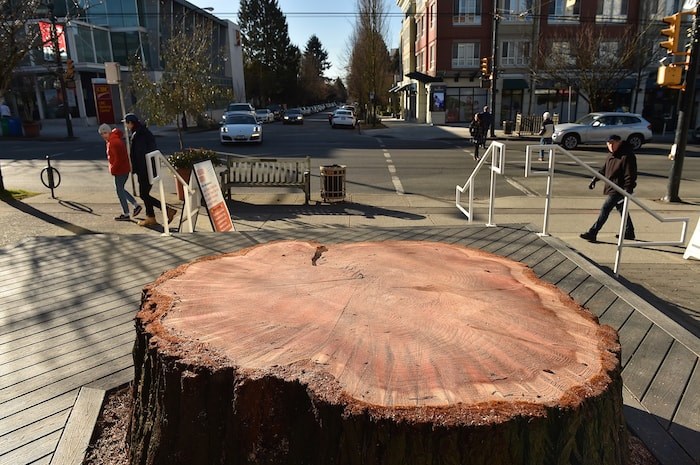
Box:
93;83;115;124
193;160;234;232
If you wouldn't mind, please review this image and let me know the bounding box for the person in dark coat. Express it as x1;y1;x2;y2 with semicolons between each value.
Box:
579;135;637;242
123;113;175;227
469;113;486;161
478;105;492;143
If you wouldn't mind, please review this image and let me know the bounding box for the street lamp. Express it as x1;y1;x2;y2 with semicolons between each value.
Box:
37;0;74;138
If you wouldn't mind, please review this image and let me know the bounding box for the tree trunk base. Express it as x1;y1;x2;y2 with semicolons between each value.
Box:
129;241;628;465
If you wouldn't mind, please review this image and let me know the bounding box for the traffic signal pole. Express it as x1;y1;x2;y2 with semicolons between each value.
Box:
664;8;700;203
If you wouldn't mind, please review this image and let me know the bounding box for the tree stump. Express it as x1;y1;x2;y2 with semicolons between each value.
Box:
129;240;628;465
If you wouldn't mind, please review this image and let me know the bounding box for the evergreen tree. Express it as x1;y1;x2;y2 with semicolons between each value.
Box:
238;0;299;105
300;35;331;104
304;35;330;78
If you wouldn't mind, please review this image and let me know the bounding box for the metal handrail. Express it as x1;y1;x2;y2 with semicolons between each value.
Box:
523;144;689;275
455;142;506;226
145;150;200;236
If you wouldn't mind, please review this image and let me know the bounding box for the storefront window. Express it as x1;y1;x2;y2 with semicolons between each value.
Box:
446;87;488;123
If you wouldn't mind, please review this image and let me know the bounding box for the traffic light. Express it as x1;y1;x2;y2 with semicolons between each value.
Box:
65;59;75;80
657;65;682;87
660;13;681;54
480;57;490;77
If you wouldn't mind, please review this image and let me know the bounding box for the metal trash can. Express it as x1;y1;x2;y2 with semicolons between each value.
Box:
320;165;346;203
503;120;513;135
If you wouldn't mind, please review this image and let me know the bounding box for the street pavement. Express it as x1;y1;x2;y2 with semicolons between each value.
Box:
1;117;699;339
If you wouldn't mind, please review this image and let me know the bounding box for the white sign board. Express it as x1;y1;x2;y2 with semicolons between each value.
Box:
193;160;234;232
683;217;700;260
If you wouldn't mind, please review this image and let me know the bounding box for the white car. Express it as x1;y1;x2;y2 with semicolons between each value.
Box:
255;109;274;123
551;112;653;150
220;113;262;144
331;109;356;128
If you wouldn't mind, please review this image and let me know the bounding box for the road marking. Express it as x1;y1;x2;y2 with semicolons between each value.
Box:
377;141;404;195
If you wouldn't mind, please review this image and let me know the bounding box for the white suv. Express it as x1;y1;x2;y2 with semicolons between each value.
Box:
551;112;653;150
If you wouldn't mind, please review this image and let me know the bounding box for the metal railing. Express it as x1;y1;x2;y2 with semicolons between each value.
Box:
455;142;690;276
455;142;506;227
524;144;689;275
146;150;201;236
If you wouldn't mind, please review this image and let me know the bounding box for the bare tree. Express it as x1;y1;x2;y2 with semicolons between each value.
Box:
346;0;393;124
534;23;653;112
0;0;42;100
130;21;231;150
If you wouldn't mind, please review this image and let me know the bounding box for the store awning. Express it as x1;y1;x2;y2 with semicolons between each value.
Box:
405;71;443;83
502;78;529;90
389;82;412;93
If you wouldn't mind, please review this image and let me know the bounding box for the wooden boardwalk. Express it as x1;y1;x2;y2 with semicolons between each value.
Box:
0;225;697;465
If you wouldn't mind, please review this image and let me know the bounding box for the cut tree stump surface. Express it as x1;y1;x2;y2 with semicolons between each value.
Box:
143;240;620;425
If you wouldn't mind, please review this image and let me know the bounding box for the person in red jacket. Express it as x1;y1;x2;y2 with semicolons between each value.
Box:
98;124;142;221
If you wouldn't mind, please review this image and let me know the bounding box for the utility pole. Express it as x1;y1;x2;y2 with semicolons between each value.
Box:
47;1;74;138
664;8;699;202
490;3;500;138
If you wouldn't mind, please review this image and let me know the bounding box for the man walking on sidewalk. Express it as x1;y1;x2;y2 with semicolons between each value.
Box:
123;113;176;227
579;134;637;242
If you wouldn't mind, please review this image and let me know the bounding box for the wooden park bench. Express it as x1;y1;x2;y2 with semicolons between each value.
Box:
219;155;311;204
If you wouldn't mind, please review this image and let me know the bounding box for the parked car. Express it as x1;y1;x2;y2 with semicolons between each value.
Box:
331;109;357;128
255;109;274;123
551;112;653;150
283;108;304;124
220;113;262;144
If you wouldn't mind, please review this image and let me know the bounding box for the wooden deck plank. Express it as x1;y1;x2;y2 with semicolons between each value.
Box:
623;387;697;465
529;249;567;278
668;361;700;460
0;354;132;420
1;330;134;388
622;325;675;400
598;298;635;331
0;345;132;403
539;259;578;290
579;285;618;319
0;392;75;436
568;274;605;308
642;341;697;430
0;411;68;462
618;310;654;367
0;430;62;465
0;316;133;368
49;387;105;465
0;304;135;352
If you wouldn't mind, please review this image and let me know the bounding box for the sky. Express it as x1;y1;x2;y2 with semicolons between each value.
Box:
189;0;404;80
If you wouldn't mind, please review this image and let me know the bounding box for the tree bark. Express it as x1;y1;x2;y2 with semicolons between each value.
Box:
129;241;628;465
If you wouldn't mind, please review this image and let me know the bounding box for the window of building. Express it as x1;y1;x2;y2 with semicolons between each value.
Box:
501;40;530;67
599;41;619;61
647;0;682;18
453;0;482;25
452;42;480;68
502;0;533;21
429;44;435;71
551;41;575;66
429;2;435;29
548;0;580;23
416;50;425;72
596;0;628;22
